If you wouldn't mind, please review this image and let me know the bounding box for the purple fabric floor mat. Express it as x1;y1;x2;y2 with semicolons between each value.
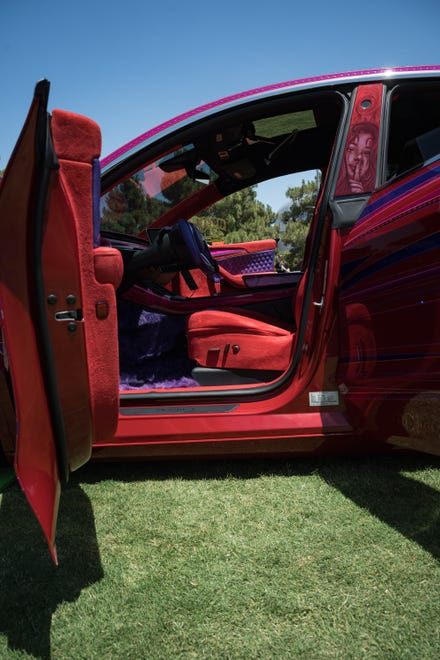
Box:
118;300;198;390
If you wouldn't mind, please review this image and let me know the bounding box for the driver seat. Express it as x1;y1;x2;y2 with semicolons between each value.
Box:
186;226;306;377
187;308;295;372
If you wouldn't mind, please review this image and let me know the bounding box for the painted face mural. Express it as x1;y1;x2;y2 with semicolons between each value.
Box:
346;124;375;192
335;83;383;196
336;122;378;195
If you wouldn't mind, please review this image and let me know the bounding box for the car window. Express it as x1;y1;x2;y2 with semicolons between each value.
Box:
100;92;342;272
100;145;215;236
386;82;440;180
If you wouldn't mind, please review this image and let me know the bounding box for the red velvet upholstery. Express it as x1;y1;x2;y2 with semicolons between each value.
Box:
94;246;124;288
51;109;102;162
51;110;122;443
187;309;295;372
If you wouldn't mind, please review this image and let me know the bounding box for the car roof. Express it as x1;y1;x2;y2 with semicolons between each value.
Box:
101;66;440;172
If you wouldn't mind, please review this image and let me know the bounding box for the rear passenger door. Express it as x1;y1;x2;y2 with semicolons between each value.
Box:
338;80;440;455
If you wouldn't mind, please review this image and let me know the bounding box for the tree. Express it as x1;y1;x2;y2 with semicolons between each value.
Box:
100;171;204;235
101;175;151;235
281;172;321;225
276;172;321;269
195;186;277;244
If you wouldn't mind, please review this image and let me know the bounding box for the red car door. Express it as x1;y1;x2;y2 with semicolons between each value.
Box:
0;81;122;561
337;81;440;456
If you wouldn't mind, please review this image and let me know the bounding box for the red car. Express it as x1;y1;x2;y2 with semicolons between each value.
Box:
0;67;439;560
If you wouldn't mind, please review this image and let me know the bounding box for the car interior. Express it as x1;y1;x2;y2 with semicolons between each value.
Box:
100;92;343;392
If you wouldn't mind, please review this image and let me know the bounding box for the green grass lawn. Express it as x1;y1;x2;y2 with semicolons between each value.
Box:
0;454;439;659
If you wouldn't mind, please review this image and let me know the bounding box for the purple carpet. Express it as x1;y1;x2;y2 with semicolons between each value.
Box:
118;300;198;390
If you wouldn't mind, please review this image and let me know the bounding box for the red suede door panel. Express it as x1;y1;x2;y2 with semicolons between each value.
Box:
0;82;122;560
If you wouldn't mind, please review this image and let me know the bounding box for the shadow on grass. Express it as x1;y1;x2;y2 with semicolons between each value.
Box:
0;454;438;657
80;453;440;561
318;454;440;562
0;480;103;660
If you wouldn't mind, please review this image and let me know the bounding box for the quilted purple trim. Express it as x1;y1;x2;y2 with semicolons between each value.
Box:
218;249;275;275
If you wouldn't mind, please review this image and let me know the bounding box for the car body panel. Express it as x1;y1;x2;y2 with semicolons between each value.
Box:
98;67;439;457
339;160;440;454
0;84;63;560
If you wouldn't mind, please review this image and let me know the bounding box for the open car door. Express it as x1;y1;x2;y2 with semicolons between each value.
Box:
0;82;122;561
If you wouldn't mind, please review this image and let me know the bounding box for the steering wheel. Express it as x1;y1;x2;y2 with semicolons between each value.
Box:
176;219;218;274
124;218;218;278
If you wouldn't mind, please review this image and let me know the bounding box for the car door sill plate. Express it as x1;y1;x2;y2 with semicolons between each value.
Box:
120;404;238;416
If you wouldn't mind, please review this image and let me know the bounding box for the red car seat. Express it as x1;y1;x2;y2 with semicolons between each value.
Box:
187;308;295;372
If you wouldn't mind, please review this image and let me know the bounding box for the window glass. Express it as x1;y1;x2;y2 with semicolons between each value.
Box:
100;94;341;259
253;110;316;138
386;84;440;180
100;146;215;236
191;170;320;271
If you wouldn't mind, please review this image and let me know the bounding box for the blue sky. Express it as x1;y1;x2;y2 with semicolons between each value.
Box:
1;0;439;209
